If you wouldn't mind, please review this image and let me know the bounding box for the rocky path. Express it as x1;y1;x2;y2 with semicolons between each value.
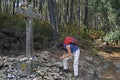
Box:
97;48;120;80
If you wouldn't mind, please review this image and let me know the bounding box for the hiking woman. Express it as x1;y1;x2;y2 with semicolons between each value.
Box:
58;36;80;79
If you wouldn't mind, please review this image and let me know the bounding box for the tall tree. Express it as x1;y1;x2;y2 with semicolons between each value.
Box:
13;0;16;14
17;0;19;7
69;0;74;24
33;0;37;8
48;0;58;45
77;0;81;27
64;0;69;23
84;0;89;29
5;0;8;13
0;0;1;12
39;0;43;14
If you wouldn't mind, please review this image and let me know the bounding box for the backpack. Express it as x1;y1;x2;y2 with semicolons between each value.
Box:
63;36;78;45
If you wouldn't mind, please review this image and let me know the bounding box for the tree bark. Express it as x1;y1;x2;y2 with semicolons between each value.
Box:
5;0;8;13
48;0;58;44
17;0;19;7
69;0;74;24
33;0;37;8
84;0;88;28
0;0;1;12
84;0;89;33
13;0;15;15
77;0;81;27
39;0;43;14
64;0;69;23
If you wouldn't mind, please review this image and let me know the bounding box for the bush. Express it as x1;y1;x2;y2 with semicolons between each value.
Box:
33;20;53;50
0;13;53;53
80;40;94;50
89;30;104;41
103;30;120;42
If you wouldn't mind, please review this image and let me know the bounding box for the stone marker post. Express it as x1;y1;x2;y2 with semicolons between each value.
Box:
15;2;41;76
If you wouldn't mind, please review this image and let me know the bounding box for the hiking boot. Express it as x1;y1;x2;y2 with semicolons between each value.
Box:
63;69;70;73
59;66;64;70
74;76;78;80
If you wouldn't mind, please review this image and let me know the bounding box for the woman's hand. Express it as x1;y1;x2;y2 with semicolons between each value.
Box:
60;54;66;60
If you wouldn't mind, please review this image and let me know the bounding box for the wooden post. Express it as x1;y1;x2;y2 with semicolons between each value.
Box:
26;18;33;58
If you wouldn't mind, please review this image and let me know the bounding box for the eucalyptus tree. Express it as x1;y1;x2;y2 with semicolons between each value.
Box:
89;0;120;32
69;0;74;24
57;0;64;24
6;0;9;13
1;0;6;13
48;0;58;45
38;0;43;14
16;0;20;10
88;0;120;45
0;0;1;12
64;0;69;24
2;0;119;45
77;0;81;27
84;0;89;29
42;0;49;20
108;0;120;29
13;0;16;14
33;0;37;8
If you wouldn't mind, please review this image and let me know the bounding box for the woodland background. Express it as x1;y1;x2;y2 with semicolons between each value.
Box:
0;0;119;55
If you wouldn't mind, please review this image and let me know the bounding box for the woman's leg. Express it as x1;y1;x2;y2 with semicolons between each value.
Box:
63;55;73;69
73;49;80;76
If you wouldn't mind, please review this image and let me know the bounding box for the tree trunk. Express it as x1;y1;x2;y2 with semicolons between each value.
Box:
33;0;37;8
83;0;89;33
64;0;69;23
115;40;119;45
5;0;8;13
48;0;58;45
0;0;1;12
27;0;32;3
26;18;33;58
58;0;62;24
77;0;81;27
13;0;15;15
39;0;42;14
84;0;88;28
95;15;97;30
69;0;74;24
106;41;109;46
17;0;19;7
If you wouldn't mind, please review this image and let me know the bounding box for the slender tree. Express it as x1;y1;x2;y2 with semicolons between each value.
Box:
69;0;74;24
17;0;19;7
13;0;16;14
48;0;58;45
33;0;37;8
77;0;81;27
0;0;2;12
84;0;89;29
64;0;69;23
39;0;43;14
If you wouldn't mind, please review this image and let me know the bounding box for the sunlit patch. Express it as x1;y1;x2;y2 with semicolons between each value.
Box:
110;52;120;57
99;73;116;79
98;51;110;59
